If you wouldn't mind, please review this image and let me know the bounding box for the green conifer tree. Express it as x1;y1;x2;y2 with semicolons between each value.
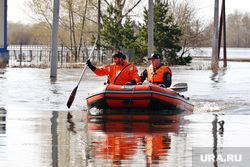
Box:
99;5;123;50
99;5;136;51
138;0;185;65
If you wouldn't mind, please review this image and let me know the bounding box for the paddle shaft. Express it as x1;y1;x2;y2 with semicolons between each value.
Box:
76;38;98;87
67;38;98;108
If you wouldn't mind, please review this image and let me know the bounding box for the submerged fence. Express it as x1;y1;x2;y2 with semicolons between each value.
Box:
7;45;135;68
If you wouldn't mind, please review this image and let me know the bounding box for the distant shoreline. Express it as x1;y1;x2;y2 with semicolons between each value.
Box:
193;57;250;62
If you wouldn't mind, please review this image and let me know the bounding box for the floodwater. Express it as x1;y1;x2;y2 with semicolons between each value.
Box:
1;58;250;166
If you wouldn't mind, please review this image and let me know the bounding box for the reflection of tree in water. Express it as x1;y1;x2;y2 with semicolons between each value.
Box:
87;113;183;165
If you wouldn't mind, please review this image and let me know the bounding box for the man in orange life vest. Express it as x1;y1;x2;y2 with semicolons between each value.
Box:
140;53;172;87
86;51;141;85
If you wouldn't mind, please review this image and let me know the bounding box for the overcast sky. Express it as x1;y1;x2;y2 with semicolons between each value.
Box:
6;0;250;24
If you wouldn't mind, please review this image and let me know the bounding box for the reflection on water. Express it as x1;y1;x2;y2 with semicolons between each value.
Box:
210;70;226;84
2;107;250;167
0;107;7;166
86;111;186;166
0;107;6;134
212;114;219;167
51;111;58;167
1;59;250;166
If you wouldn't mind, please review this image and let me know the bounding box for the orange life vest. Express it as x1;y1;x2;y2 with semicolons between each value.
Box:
147;64;172;85
93;61;141;85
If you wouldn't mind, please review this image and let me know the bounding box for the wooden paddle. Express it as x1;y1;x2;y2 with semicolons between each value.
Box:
170;83;188;92
67;38;98;108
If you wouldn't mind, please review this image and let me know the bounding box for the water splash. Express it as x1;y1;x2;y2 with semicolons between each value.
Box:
193;102;229;113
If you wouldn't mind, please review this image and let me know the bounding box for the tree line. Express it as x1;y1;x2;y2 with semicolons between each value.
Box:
7;0;250;64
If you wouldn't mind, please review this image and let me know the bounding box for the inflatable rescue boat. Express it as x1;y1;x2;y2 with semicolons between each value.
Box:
86;84;194;112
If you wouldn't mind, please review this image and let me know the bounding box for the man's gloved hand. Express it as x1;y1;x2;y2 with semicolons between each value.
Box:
86;59;96;71
125;80;136;85
137;82;142;85
131;79;136;85
86;59;91;67
125;82;132;85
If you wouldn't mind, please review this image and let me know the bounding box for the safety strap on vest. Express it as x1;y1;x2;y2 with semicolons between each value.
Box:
113;63;131;84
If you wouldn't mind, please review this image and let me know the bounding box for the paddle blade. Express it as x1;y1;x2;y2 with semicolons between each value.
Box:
171;83;188;92
67;86;78;108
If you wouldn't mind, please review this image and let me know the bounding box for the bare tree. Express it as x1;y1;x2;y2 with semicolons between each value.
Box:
227;10;243;47
241;12;250;47
168;0;212;54
25;0;97;62
7;22;33;44
24;0;143;62
227;10;250;47
101;0;143;22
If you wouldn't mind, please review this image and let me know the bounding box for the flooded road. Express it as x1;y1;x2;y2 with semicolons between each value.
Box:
1;60;250;166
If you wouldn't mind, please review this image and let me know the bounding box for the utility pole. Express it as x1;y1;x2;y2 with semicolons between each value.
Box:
0;0;9;65
50;0;60;78
218;0;227;68
148;0;154;65
222;0;227;67
97;0;101;64
211;0;219;72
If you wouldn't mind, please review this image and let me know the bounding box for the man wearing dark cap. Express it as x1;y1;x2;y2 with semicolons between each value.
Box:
86;51;140;85
140;53;172;87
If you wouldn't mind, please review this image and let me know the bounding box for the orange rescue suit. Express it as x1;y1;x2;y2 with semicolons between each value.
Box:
93;61;141;85
147;64;172;85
